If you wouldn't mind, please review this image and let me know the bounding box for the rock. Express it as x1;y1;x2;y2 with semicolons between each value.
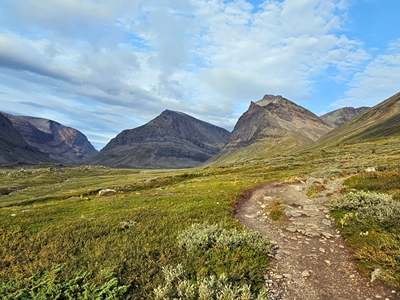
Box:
286;227;297;233
98;189;117;196
321;232;334;239
324;260;331;265
370;268;381;284
301;270;310;277
322;219;331;226
365;167;376;172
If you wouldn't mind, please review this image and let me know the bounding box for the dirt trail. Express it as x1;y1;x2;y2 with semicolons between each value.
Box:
235;178;399;300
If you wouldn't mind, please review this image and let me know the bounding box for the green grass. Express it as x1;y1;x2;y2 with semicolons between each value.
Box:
331;171;400;288
1;135;400;298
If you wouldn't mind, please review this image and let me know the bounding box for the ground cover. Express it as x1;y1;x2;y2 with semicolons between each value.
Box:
1;135;399;298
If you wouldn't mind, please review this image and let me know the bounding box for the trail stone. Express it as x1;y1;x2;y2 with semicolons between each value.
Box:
98;189;117;196
301;270;310;277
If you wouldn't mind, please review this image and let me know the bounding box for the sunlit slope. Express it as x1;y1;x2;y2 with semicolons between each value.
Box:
207;95;332;165
312;92;400;148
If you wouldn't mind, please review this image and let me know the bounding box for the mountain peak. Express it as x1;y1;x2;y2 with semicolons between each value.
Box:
88;110;230;168
3;113;97;163
256;94;285;107
212;94;332;163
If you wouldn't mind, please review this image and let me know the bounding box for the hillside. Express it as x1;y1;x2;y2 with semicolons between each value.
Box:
3;113;98;163
312;91;400;147
209;95;333;164
87;110;230;168
0;113;51;164
320;107;369;127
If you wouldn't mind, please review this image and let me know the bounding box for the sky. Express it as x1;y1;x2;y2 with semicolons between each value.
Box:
0;0;399;150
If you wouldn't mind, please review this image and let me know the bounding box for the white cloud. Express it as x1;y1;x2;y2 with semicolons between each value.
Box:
331;38;400;108
0;0;393;148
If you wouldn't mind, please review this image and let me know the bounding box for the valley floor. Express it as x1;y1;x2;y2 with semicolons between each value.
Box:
236;178;399;300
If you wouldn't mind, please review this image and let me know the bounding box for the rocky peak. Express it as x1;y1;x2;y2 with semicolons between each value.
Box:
88;110;230;168
3;113;97;163
217;94;333;157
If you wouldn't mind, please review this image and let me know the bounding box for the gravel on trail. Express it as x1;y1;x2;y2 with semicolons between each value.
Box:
235;178;400;300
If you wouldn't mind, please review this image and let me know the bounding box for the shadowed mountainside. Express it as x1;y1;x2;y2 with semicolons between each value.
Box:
87;110;230;168
2;113;98;163
0;113;52;164
320;107;369;127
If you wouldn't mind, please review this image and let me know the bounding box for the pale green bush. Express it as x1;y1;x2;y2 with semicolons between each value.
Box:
177;222;270;253
330;191;400;227
153;265;270;300
330;191;393;211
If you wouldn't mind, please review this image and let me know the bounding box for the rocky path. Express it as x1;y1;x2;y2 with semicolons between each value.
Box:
235;178;399;300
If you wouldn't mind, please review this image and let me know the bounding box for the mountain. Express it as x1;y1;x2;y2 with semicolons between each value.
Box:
320;107;369;127
2;113;98;163
313;92;400;147
0;113;52;164
209;95;333;164
87;110;230;168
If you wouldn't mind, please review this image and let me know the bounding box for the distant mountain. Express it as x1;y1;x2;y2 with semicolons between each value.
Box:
2;113;98;163
0;113;51;164
313;92;400;147
209;95;333;164
320;107;370;127
87;110;230;168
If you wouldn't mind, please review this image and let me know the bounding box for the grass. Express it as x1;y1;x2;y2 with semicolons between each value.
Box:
330;171;400;288
264;199;285;222
1;135;400;298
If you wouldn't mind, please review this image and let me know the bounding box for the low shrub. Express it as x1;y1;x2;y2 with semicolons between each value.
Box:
0;265;129;300
177;222;270;253
153;264;270;300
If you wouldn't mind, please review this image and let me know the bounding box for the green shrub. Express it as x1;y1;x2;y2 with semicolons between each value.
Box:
330;191;393;211
153;265;270;300
330;191;400;229
0;265;129;300
177;222;270;253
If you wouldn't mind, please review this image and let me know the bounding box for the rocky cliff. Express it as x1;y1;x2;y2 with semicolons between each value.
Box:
320;107;369;127
87;110;230;168
209;95;333;164
3;113;97;163
0;113;51;164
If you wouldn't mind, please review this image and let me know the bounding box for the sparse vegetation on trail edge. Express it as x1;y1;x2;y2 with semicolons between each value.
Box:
330;171;400;288
1;135;400;298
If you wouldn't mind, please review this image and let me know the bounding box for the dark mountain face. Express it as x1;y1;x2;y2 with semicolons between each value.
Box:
320;107;370;128
0;113;51;164
3;113;98;163
87;110;230;168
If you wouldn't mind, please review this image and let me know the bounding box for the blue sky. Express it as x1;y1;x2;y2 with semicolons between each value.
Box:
0;0;399;150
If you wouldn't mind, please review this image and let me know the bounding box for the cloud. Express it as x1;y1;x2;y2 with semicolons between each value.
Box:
0;0;393;148
330;38;400;108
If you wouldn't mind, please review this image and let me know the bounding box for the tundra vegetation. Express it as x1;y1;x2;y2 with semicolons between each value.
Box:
1;136;400;298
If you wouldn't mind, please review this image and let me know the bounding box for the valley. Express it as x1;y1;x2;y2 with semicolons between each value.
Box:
1;92;400;299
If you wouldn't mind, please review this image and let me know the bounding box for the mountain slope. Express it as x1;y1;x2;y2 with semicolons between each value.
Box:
87;110;230;168
313;91;400;147
3;113;98;163
0;113;51;164
209;95;333;164
320;107;369;127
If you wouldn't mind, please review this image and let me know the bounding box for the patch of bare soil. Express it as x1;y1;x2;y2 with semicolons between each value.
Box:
235;178;400;300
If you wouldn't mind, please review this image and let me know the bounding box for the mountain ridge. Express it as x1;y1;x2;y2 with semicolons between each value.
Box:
320;107;370;127
87;109;230;168
209;94;333;164
2;113;98;163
